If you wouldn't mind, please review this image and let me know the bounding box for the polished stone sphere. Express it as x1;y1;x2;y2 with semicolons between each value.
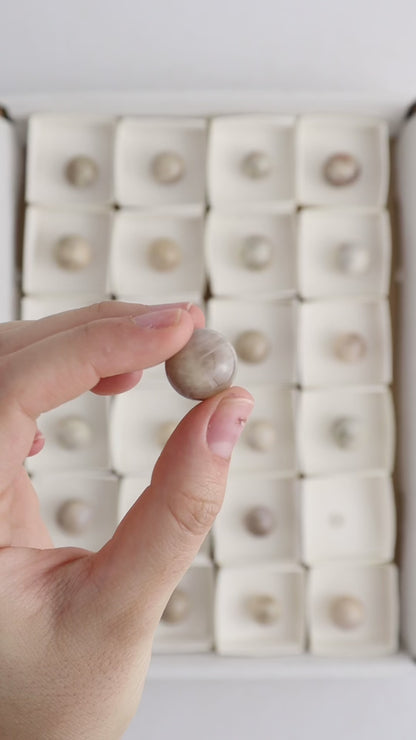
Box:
161;588;190;624
323;153;361;187
332;416;359;450
336;242;371;275
334;332;367;363
65;155;99;188
148;238;182;271
235;329;270;364
245;505;276;536
331;595;365;630
245;419;276;452
241;235;273;271
57;498;93;535
54;235;92;271
151;151;185;184
247;594;280;625
241;151;272;179
56;416;93;450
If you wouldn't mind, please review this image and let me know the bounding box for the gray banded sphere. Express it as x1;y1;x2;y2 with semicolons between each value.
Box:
241;150;272;180
331;595;365;630
148;238;182;272
65;155;99;188
336;242;371;275
323;152;361;187
56;415;92;450
332;416;359;450
151;151;186;184
235;329;270;364
55;234;92;272
241;235;273;271
247;594;280;625
56;498;93;535
165;328;237;400
245;505;276;536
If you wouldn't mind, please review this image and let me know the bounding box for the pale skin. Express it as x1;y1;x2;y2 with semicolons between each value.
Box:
0;301;254;740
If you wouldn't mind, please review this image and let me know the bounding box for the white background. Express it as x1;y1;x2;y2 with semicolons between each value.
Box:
2;0;416;738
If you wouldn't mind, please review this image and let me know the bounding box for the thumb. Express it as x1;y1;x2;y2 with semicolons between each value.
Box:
93;387;254;630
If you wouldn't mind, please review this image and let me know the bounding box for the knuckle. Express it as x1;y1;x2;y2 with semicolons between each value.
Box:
168;482;222;537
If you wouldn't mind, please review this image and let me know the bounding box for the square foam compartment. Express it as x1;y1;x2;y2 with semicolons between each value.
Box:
301;475;396;565
118;476;211;561
215;564;306;656
298;299;392;387
26;394;110;474
26;114;115;206
110;209;205;299
21;294;109;320
34;472;119;551
230;385;297;476
298;208;391;299
308;564;399;657
110;383;197;475
214;475;299;566
153;563;214;654
206;209;296;299
114;117;207;207
207;298;297;387
296;116;389;207
298;388;395;476
208;116;295;208
23;205;112;294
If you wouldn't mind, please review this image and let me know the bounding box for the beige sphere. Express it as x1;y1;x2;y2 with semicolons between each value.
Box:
151;151;186;184
56;416;93;450
161;588;190;624
156;420;177;447
331;595;365;630
245;506;276;536
245;419;276;452
336;242;371;275
241;235;273;271
247;594;280;625
65;155;99;188
57;498;93;535
323;153;361;187
334;332;367;363
148;238;182;272
235;329;270;364
241;150;272;179
332;416;359;450
55;234;92;271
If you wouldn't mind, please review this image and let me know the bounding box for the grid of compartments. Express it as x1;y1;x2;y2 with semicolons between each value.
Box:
21;113;398;657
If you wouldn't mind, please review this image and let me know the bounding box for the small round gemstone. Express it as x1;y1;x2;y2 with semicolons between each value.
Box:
323;153;361;187
54;235;92;271
334;332;367;363
151;151;185;184
65;155;98;188
56;416;93;450
56;498;93;535
245;506;276;536
332;417;359;450
241;235;273;271
336;243;371;275
235;330;270;364
161;588;190;624
247;594;280;625
148;238;182;272
241;151;272;179
245;419;276;452
331;595;365;630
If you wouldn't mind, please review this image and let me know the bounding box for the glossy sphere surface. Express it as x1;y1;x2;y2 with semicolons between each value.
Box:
247;594;280;625
323;153;361;187
65;155;99;188
241;151;272;179
56;415;93;450
332;416;359;450
245;419;276;452
57;498;93;535
245;505;276;536
151;151;185;184
161;588;190;624
55;235;92;271
331;595;365;630
235;329;270;364
148;238;182;272
156;420;177;447
165;328;237;400
241;235;273;271
334;332;367;363
336;242;371;275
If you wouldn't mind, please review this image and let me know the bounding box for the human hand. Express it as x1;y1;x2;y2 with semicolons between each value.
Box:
0;301;253;739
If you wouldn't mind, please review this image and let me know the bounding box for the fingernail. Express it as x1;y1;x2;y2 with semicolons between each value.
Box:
207;396;254;460
146;302;193;312
132;308;183;329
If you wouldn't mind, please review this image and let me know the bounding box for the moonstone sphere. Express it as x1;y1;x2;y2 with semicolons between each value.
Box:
54;234;92;271
151;151;186;184
165;328;237;400
241;150;272;179
336;242;371;275
241;235;273;271
56;416;92;450
57;498;93;535
334;332;367;363
161;588;190;624
247;594;280;625
332;416;359;450
245;506;276;536
245;419;276;452
235;329;270;364
156;420;177;447
323;153;361;187
148;238;182;272
65;155;99;188
331;596;365;630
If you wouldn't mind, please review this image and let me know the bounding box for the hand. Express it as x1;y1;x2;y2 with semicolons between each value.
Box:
0;301;253;740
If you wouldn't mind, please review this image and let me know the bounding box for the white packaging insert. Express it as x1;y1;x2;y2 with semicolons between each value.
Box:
34;472;119;551
230;385;297;476
215;564;306;656
214;475;299;566
207;298;297;387
110;209;205;299
297;208;391;299
114;117;207;207
298;299;392;387
208;116;296;209
298;387;395;476
26;394;110;474
301;475;396;565
23;206;112;295
205;209;296;299
21;294;109;320
26;115;115;206
297;116;389;207
308;564;399;657
153;563;214;654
